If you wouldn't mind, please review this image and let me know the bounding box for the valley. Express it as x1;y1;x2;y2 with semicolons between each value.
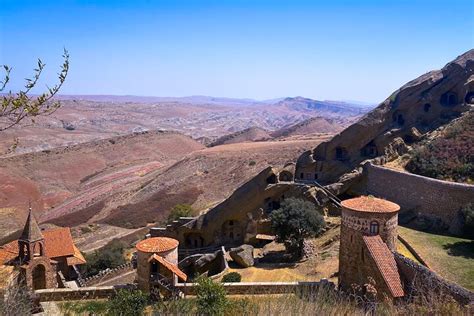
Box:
0;95;351;243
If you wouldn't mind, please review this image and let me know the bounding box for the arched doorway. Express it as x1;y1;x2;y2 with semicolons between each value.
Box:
221;220;242;244
184;233;204;248
32;264;46;290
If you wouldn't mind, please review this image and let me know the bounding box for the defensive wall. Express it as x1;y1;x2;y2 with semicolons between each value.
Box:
364;163;474;231
35;280;334;302
394;253;474;306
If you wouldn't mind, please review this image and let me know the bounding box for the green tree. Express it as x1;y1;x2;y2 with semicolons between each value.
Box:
196;275;228;315
108;289;148;316
167;203;195;223
0;49;69;131
81;239;126;277
270;197;326;259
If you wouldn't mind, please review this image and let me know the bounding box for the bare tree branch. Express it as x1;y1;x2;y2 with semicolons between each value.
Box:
0;49;70;132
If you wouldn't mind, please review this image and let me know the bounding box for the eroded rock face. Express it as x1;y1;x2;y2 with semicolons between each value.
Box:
296;50;474;185
229;244;255;267
178;247;227;279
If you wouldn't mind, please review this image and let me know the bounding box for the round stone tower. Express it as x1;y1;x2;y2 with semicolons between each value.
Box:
135;237;179;292
338;196;400;291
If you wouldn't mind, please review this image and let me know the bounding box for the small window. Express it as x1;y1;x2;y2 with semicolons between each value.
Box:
424;103;431;112
350;235;353;243
440;92;458;107
370;221;379;235
335;147;348;161
314;173;318;180
300;173;304;179
229;220;234;226
361;247;365;262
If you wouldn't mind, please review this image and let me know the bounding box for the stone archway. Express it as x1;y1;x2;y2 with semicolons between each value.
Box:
221;220;243;244
184;233;204;248
32;264;46;290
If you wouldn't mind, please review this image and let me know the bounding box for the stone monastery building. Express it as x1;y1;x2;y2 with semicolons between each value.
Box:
0;210;86;290
135;236;187;293
339;196;404;299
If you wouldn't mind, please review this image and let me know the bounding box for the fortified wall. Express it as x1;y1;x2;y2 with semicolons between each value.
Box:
364;163;474;232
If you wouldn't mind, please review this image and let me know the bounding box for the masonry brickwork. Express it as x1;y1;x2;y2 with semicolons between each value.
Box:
365;163;474;231
338;196;402;299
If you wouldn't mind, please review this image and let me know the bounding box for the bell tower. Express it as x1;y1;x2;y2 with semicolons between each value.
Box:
18;209;46;263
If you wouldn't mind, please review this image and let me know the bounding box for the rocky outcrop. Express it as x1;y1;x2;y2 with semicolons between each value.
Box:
229;244;255;267
178;247;227;279
295;50;474;185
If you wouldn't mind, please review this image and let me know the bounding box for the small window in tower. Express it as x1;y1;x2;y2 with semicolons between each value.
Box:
350;235;353;243
370;221;379;235
300;173;304;179
361;247;365;262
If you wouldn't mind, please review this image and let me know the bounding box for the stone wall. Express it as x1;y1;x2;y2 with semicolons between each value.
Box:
35;284;136;302
365;163;474;231
394;253;474;305
79;263;133;287
176;280;334;296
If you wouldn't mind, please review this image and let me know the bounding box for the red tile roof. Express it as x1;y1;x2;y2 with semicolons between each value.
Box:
0;227;85;265
66;245;87;266
342;196;400;214
42;228;75;258
136;237;179;253
0;241;18;265
148;254;187;281
363;235;404;298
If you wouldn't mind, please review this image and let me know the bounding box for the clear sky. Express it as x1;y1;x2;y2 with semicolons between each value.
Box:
1;0;473;103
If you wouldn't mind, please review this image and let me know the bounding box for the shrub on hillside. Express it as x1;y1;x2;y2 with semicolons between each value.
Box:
167;203;195;223
270;197;326;259
108;289;148;316
196;275;228;315
81;239;127;278
406;111;474;183
221;272;242;283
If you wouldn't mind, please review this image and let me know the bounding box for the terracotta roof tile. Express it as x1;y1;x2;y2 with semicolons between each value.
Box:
66;245;87;266
363;235;404;298
148;254;187;281
136;237;179;253
42;228;75;258
0;227;84;265
342;196;400;214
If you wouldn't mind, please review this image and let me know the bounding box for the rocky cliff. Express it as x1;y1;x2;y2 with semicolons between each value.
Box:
295;49;474;185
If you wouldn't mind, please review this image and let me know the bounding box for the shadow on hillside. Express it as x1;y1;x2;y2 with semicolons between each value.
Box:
443;241;474;259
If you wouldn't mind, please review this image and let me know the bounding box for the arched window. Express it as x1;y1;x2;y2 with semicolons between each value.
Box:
370;221;379;235
33;243;43;257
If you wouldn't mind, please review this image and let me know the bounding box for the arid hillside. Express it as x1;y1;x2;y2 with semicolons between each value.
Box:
209;116;352;147
0;130;204;237
270;116;347;138
209;127;272;146
46;136;332;230
0;96;367;156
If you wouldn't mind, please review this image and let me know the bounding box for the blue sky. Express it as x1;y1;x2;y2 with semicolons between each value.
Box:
1;0;473;103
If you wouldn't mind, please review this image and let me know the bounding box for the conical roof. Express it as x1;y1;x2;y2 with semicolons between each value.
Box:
19;209;43;242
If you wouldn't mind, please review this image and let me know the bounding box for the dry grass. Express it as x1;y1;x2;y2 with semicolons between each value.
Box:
399;226;474;290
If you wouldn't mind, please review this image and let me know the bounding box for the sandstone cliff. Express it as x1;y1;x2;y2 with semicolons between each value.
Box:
295;49;474;184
